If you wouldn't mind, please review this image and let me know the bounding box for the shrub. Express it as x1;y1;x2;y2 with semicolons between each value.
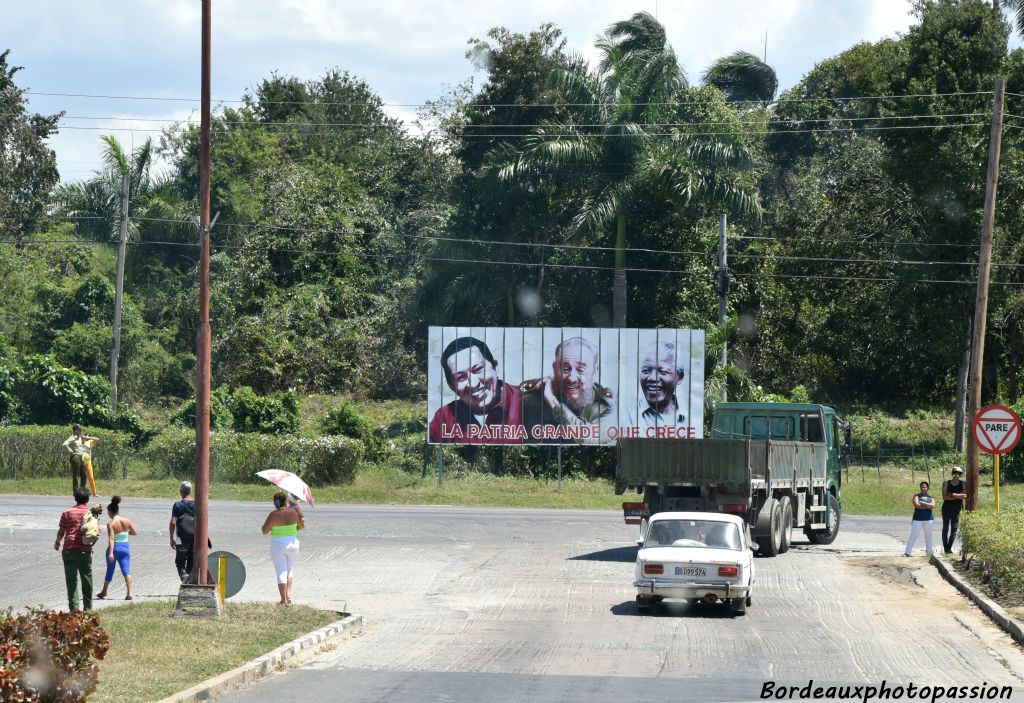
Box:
959;508;1024;600
169;386;299;434
0;426;134;480
0;607;110;702
167;386;234;431
145;430;363;486
320;403;370;439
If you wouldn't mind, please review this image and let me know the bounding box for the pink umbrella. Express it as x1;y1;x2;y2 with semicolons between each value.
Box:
255;469;315;506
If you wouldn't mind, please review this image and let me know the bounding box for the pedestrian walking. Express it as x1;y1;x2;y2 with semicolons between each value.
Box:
96;496;137;600
62;425;97;494
904;480;936;557
53;487;96;611
941;466;968;555
261;491;304;605
169;481;196;582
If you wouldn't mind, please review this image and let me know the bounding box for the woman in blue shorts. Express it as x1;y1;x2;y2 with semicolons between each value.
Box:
96;495;138;600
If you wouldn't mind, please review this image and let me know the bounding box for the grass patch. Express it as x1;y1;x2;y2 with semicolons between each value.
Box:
93;600;339;703
954;508;1024;608
4;462;1021;516
840;463;1024;515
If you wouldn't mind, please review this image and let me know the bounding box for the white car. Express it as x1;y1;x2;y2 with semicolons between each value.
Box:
633;511;755;616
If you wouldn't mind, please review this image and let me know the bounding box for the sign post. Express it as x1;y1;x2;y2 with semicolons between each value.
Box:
971;404;1022;512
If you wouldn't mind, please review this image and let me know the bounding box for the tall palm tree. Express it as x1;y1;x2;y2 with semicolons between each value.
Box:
494;12;759;327
1000;0;1024;39
701;51;778;105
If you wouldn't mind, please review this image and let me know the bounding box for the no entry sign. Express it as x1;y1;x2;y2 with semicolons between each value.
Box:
972;405;1022;455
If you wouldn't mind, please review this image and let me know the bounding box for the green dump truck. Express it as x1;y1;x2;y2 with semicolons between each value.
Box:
617;402;851;557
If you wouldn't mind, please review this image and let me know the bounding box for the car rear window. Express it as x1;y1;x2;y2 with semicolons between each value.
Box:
646;520;741;550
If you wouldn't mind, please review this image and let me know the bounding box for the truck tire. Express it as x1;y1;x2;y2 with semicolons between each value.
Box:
807;493;841;545
757;502;782;557
777;496;793;554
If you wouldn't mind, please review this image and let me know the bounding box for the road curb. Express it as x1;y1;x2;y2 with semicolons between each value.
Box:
930;554;1024;647
154;612;362;703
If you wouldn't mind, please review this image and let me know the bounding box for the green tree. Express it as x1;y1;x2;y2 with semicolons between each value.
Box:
701;51;778;104
495;13;759;327
0;50;62;239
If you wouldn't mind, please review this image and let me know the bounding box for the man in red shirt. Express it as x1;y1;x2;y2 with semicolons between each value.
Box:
54;487;94;611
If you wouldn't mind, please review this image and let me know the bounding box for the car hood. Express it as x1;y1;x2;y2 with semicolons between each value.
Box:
638;546;746;564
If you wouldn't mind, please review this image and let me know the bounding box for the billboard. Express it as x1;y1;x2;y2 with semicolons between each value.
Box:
427;327;705;446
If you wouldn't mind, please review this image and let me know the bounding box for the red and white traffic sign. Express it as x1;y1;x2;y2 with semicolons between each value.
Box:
972;405;1022;455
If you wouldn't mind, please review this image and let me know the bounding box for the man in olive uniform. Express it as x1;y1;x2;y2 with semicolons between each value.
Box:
521;336;614;444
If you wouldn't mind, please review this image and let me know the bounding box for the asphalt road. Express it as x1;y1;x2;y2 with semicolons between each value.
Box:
1;496;1021;702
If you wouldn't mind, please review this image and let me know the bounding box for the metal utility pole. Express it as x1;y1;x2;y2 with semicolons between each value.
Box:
717;213;728;402
966;77;1005;512
109;172;129;409
192;0;213;585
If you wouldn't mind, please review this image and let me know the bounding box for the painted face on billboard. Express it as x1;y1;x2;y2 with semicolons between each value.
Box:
445;347;499;413
553;338;597;412
640;343;683;412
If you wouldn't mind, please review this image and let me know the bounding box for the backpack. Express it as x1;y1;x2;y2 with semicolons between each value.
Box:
80;511;101;546
176;502;196;545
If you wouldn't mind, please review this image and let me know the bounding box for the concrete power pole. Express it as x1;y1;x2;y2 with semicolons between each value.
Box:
109;172;129;409
966;77;1005;512
717;214;728;402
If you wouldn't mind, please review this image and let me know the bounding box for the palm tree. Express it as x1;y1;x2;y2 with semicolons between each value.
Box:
1000;0;1024;39
701;51;778;105
494;12;759;327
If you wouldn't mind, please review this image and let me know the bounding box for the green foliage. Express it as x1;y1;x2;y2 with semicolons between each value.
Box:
145;428;363;486
701;50;778;103
0;607;110;702
169;386;298;434
320;403;371;439
0;425;133;480
959;508;1024;599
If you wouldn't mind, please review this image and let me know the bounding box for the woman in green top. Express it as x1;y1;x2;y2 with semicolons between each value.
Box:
261;491;305;605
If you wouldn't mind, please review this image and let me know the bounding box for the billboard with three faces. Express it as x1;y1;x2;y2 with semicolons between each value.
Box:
427;327;705;445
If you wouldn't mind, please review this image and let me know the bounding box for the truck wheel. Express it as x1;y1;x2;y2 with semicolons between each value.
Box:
777;496;793;554
807;494;841;545
757;502;782;557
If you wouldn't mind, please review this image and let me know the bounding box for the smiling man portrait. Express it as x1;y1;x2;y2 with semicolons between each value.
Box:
629;341;687;429
428;336;524;443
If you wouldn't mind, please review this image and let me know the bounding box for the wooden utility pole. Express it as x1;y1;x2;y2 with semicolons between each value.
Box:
109;172;129;409
192;0;213;585
717;213;728;402
966;77;1005;512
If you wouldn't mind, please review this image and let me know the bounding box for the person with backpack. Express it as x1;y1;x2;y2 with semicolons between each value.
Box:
169;481;196;582
96;496;137;601
54;486;97;611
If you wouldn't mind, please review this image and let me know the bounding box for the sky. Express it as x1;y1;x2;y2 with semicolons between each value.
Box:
5;0;929;182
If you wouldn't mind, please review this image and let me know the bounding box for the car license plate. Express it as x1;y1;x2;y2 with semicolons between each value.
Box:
676;566;706;577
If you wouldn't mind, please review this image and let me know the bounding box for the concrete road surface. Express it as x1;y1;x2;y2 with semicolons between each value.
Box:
1;496;1021;702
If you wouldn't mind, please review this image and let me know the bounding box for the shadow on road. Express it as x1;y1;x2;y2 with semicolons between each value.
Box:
610;599;741;619
568;546;636;563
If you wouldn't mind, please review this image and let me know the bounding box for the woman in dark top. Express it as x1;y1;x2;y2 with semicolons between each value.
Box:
904;481;936;557
941;466;968;554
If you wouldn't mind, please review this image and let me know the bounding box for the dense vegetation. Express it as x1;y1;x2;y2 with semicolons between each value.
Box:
2;1;1024;478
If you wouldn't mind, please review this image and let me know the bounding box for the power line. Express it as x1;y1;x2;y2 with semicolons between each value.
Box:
25;89;1000;108
732;234;1022;252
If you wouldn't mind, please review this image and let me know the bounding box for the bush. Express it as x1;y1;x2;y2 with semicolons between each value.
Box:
145;429;363;486
959;508;1024;601
0;426;134;480
320;403;370;439
169;386;299;434
0;607;110;702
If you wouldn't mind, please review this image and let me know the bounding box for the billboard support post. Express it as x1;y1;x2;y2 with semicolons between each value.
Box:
422;442;428;479
438;445;444;488
557;447;562;492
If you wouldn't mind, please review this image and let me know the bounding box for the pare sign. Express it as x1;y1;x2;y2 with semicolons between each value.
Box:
972;405;1022;455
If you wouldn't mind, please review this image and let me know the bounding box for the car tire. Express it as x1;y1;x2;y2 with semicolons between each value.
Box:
731;597;747;616
757;502;782;557
745;594;752;607
777;496;793;554
807;493;841;545
636;595;653;612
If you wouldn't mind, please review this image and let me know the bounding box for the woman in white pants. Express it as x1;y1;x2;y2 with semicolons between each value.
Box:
904;481;935;556
261;491;304;604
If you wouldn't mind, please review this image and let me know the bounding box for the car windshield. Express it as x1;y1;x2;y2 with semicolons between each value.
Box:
645;519;741;551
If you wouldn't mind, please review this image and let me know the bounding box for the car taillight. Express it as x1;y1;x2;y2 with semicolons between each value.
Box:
718;566;738;577
721;503;747;513
644;563;663;575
